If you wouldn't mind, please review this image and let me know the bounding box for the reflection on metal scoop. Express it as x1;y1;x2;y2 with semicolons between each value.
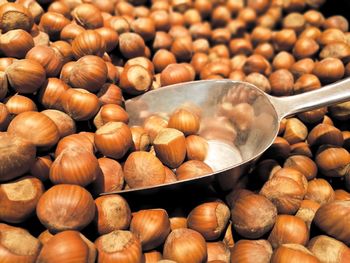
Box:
204;140;242;172
105;78;350;196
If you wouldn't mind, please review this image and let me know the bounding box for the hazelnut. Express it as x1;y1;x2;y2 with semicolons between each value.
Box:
72;3;103;29
313;58;345;84
120;65;153;95
176;160;213;181
295;200;321;229
314;200;350;244
0;29;34;58
230;239;273;263
160;63;194;86
272;51;295;70
269;69;294;96
284;155;318;180
268;215;309;249
271;244;319;263
308;235;350;262
293;38;319;59
72;30;106;59
260;168;307;214
283;118;308;145
124;151;166;188
307;123;344;147
0;3;33;33
119;32;146;59
163;228;207;263
245;72;271;93
187;201;230;241
294;74;321;94
305;178;335;205
130;209;171;250
315;146;350;177
231;194;277;239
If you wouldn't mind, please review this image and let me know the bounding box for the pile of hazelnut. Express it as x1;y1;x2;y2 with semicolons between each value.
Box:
0;0;350;262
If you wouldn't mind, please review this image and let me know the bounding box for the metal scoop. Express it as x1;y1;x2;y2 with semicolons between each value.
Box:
108;78;350;196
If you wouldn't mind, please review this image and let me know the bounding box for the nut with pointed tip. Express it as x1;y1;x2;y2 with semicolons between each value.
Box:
314;200;350;244
37;231;96;263
187;201;230;241
95;122;133;160
315;146;350;177
7;111;59;148
36;184;95;233
50;147;101;187
230;239;273;263
163;228;207;263
284;155;317;180
268;215;309;249
271;244;319;263
130;209;171;251
307;123;344;147
283;118;308;144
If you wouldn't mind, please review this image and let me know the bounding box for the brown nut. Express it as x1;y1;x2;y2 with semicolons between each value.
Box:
315;146;350;177
314;200;350;245
260;168;307;214
130;209;171;251
94;195;131;235
124;151;166;188
269;69;294;96
230;239;273;263
283;118;308;145
176;160;213;181
305;178;335;205
271;244;319;263
187;201;230;241
153;128;186;169
268;215;309;249
284;155;317;180
231;194;277;239
313;58;345;84
295;200;321;229
163;228;207;263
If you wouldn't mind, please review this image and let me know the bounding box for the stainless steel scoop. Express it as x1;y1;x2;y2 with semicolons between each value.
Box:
107;78;350;196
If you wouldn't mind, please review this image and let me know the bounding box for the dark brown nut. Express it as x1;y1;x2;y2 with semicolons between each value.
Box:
307;123;344;147
290;142;313;158
329;101;350;120
297;107;327;124
264;136;291;160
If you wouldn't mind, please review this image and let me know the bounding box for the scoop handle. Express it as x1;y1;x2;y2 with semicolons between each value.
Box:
269;77;350;120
